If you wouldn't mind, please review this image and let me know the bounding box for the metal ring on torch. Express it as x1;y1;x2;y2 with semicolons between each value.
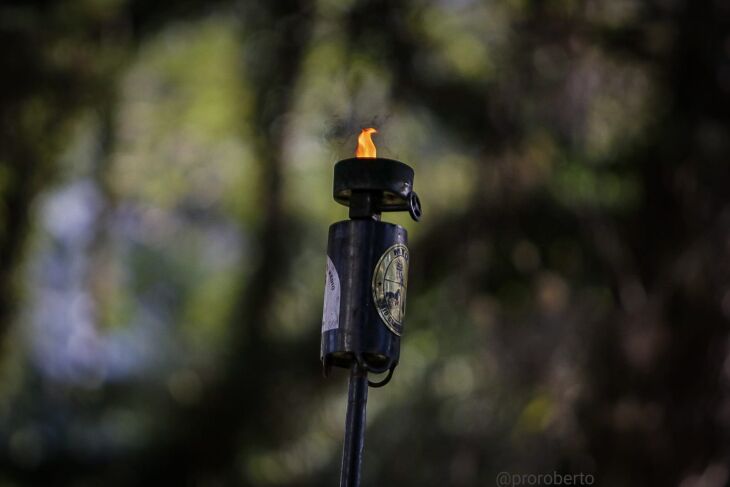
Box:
408;192;422;221
367;366;396;388
357;354;397;388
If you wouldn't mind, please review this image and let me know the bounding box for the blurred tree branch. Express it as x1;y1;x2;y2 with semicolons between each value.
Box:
129;1;318;484
578;0;730;484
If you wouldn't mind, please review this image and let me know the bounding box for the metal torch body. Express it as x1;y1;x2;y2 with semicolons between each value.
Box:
321;219;407;376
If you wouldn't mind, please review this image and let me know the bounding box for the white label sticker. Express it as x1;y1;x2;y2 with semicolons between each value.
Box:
321;256;341;332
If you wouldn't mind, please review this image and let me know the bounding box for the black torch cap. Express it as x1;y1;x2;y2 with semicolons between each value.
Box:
333;158;415;210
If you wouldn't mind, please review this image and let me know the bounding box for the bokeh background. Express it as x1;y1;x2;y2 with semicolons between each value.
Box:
1;0;730;485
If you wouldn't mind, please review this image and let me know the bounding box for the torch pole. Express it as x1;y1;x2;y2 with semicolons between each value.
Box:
339;363;368;487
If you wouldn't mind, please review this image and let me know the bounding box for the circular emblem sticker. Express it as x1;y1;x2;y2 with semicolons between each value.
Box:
372;244;409;336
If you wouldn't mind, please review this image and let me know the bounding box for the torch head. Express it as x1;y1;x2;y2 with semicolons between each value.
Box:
321;128;422;387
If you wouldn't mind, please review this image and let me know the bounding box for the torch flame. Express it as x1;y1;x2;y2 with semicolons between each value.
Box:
355;128;378;158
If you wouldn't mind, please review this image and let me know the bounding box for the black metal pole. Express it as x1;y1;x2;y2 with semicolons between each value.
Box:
340;363;368;487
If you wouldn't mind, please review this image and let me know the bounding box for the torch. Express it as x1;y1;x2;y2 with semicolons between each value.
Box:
321;128;421;487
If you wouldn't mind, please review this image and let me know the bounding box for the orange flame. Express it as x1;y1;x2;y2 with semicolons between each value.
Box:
355;128;378;158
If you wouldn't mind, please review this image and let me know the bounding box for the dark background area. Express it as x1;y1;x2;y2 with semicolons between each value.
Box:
1;0;729;485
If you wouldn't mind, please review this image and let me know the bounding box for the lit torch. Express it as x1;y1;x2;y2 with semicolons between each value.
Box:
321;128;421;487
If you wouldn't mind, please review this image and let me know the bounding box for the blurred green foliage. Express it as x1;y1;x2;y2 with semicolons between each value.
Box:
0;0;729;486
